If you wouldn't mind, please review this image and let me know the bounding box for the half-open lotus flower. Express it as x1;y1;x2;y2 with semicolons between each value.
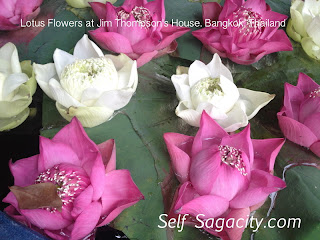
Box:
278;73;320;157
0;42;37;131
3;117;144;240
164;111;286;240
287;0;320;60
0;0;43;31
192;0;293;64
89;0;190;67
171;53;275;132
34;34;138;128
66;0;116;9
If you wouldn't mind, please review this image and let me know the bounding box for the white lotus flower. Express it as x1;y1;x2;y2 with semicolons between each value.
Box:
0;43;36;131
171;54;275;132
34;34;138;128
287;0;320;60
66;0;116;8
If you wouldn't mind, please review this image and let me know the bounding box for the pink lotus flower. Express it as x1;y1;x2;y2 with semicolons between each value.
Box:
278;73;320;157
164;111;286;240
0;0;43;31
192;0;293;65
3;118;144;240
89;0;190;67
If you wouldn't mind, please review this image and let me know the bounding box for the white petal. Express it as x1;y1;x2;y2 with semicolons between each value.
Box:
196;102;228;120
48;78;83;108
238;88;275;120
33;63;57;99
0;42;21;74
116;59;138;90
0;107;30;131
216;102;248;132
207;53;233;82
290;7;308;37
212;75;239;112
56;102;114;128
81;87;103;106
188;60;211;87
301;37;320;60
73;34;104;59
175;101;201;127
306;16;320;46
94;89;135;110
2;73;28;99
53;49;77;78
171;74;192;107
105;53;133;71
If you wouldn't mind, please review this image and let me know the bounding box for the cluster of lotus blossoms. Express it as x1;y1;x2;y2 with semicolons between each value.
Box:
1;0;320;239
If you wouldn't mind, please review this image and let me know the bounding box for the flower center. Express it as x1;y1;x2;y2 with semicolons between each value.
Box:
309;87;320;98
35;164;89;212
190;77;224;108
219;145;247;176
231;6;263;43
118;6;152;26
60;57;118;102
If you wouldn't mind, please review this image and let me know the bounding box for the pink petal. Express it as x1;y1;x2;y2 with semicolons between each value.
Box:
82;154;106;201
117;16;149;45
0;16;19;31
98;169;144;226
230;169;286;208
178;195;229;218
71;185;94;218
283;82;304;120
4;205;30;227
192;111;228;156
145;0;165;23
9;155;39;187
132;37;159;54
44;230;69;240
38;136;81;172
299;97;320;123
163;132;194;183
157;24;190;50
89;2;107;20
221;124;254;165
208;161;249;201
173;182;199;211
303;113;320;139
260;11;288;39
89;28;133;54
122;0;148;11
277;112;317;147
3;192;19;210
21;208;72;230
251;30;293;55
251;138;285;173
202;2;222;21
127;50;158;67
53;118;105;200
243;0;267;14
190;147;221;195
310;141;320;158
219;0;239;21
105;2;119;32
297;73;320;95
98;139;116;173
53;118;100;164
224;208;250;240
70;201;102;240
16;0;42;23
